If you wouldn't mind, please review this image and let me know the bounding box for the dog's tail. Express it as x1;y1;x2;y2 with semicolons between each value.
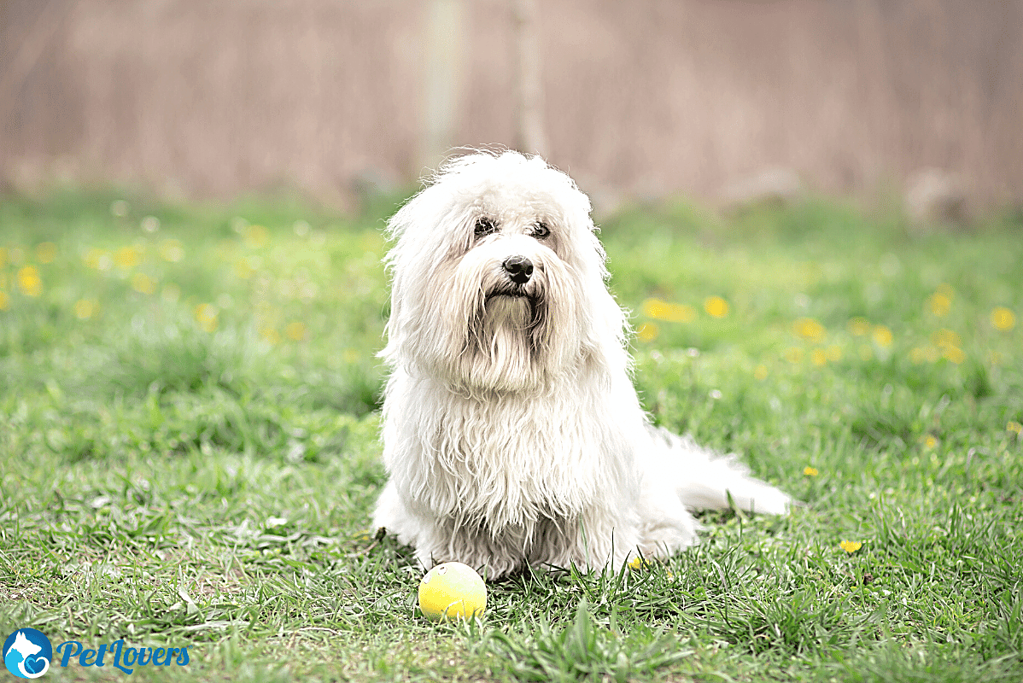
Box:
647;425;791;515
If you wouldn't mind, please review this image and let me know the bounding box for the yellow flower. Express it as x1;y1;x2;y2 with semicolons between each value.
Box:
991;307;1016;331
244;224;270;249
0;291;9;311
931;328;961;349
704;296;729;318
35;242;57;264
193;303;219;333
114;245;143;270
285;321;307;341
753;364;769;381
811;348;828;367
84;248;112;271
920;434;938;449
1007;421;1022;435
942;345;966;365
793;317;826;343
641;298;696;323
847;317;872;336
627;557;647;571
260;326;281;345
130;273;157;295
871;325;893;348
803;466;818;477
637;322;659;342
839;540;862;554
826;345;843;362
234;257;257;279
73;299;99;320
927;292;951;317
159;239;185;263
16;266;42;297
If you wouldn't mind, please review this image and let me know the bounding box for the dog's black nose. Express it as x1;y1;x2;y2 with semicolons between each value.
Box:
502;255;533;284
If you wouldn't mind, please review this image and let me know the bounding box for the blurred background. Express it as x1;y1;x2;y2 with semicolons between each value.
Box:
2;0;1022;216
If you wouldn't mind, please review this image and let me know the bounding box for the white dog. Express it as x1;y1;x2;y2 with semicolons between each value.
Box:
373;150;790;580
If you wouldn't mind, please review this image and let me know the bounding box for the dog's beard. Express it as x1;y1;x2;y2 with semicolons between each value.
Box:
464;286;547;391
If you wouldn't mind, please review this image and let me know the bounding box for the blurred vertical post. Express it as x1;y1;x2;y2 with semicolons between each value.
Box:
513;0;547;156
419;0;465;172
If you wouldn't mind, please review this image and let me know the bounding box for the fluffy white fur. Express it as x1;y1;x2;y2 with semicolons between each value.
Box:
373;150;790;580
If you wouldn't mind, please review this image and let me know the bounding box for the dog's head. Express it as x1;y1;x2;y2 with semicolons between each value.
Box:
382;151;628;393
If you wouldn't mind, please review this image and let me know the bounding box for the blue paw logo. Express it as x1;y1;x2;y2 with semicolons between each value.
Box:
3;629;52;679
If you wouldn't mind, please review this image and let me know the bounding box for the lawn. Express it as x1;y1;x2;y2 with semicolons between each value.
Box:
1;188;1021;682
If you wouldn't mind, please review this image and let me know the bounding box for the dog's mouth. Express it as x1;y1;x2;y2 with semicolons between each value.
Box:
485;286;535;302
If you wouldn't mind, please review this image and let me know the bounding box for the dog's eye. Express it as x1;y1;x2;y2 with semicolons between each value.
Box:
532;221;550;239
474;217;497;237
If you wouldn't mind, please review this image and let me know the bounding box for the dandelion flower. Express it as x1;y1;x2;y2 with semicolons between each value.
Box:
927;292;951;317
260;326;281;345
811;348;828;367
244;224;270;249
130;273;157;295
839;541;862;554
803;466;818;477
871;325;893;348
73;299;99;320
847;317;872;336
234;258;256;279
704;296;729;318
628;557;647;571
753;364;769;381
285;321;307;341
193;303;219;333
641;298;696;323
931;328;961;349
942;345;966;365
991;307;1016;331
1007;421;1022;435
793;317;826;343
159;239;185;263
920;434;938;449
909;347;936;365
637;322;659;342
16;266;42;297
114;245;143;270
84;248;112;271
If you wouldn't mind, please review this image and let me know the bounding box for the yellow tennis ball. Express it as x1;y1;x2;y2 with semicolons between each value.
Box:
418;562;487;621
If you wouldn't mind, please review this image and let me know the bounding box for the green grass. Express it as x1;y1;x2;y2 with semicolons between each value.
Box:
1;188;1021;682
